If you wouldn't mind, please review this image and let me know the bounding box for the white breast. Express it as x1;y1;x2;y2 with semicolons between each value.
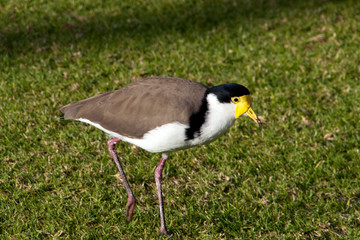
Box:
189;93;236;146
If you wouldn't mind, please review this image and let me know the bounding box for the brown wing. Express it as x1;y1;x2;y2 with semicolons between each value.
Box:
61;77;208;138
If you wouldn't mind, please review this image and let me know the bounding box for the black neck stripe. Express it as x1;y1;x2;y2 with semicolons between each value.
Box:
185;91;209;140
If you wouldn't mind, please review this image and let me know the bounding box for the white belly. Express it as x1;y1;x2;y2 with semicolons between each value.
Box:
78;118;192;153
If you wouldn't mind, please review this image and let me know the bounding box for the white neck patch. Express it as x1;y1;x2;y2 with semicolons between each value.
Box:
190;93;236;145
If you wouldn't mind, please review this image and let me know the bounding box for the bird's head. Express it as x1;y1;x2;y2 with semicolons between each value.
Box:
208;83;262;125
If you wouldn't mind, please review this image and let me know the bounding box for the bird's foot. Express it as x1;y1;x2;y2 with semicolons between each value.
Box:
125;196;136;221
159;227;172;237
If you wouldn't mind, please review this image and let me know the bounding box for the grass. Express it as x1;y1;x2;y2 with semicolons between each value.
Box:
1;0;360;238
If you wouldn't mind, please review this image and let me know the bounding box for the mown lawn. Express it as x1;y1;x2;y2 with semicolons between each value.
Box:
1;0;360;239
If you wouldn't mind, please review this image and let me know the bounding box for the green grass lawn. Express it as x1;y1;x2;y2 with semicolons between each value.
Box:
1;0;360;238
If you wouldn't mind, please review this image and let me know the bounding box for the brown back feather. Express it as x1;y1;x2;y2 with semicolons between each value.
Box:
60;77;208;138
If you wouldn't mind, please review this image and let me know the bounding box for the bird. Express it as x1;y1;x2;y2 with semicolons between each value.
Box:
60;76;261;236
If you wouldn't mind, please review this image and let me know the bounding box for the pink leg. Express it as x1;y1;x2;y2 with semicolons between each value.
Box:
154;153;171;236
107;138;136;221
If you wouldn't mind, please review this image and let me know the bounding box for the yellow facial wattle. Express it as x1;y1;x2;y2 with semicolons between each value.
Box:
232;95;262;125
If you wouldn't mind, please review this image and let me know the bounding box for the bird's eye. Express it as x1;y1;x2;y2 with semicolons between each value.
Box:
233;98;239;103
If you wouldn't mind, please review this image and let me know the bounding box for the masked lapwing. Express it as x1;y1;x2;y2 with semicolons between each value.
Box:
60;76;261;236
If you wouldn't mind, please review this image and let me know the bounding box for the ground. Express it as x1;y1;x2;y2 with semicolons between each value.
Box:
1;0;360;239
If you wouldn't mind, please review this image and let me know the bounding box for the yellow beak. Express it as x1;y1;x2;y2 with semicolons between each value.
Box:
245;107;262;125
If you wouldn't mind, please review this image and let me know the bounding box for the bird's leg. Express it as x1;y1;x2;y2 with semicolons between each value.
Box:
107;138;136;221
154;153;171;236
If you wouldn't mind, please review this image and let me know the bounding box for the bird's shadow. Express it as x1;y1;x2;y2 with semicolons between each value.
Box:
2;0;338;56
